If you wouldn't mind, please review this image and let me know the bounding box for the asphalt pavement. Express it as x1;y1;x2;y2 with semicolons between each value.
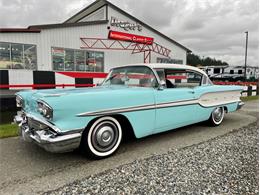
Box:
0;100;258;195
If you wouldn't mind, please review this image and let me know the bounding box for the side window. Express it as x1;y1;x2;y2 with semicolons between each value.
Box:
186;72;202;87
155;69;166;82
164;69;202;88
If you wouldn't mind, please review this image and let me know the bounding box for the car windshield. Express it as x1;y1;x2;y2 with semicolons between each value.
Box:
102;66;158;88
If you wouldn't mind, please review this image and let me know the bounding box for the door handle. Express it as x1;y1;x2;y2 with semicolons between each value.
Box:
188;91;195;94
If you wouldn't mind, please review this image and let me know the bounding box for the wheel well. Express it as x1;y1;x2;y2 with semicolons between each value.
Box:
223;106;228;113
111;114;136;140
83;114;136;140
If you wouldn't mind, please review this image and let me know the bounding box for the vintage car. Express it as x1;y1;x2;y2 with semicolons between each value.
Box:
14;64;244;158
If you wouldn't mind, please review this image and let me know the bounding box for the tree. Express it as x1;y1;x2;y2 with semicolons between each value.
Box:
187;53;229;66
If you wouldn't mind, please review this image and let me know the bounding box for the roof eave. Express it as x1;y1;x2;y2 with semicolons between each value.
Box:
28;20;108;29
62;0;191;52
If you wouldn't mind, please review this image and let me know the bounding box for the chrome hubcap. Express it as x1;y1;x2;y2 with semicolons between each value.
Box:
91;121;119;152
96;126;114;147
213;107;223;122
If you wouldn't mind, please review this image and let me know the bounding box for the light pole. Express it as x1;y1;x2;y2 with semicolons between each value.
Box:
244;31;248;81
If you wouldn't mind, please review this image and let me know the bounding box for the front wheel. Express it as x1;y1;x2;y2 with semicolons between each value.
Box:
81;116;122;159
208;107;225;126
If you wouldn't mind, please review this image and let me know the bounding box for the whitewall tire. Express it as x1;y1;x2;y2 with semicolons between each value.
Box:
81;116;122;158
209;107;225;126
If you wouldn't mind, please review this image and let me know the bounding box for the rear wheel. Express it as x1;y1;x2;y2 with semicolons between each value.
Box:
208;107;225;126
81;116;122;159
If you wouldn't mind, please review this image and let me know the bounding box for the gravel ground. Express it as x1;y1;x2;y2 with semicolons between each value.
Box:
45;121;259;195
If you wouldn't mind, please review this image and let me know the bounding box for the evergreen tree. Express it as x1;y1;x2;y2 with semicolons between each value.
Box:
187;53;228;66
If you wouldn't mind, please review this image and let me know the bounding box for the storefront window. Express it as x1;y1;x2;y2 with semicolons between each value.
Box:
95;52;104;72
52;48;65;71
75;50;86;71
0;42;11;69
52;47;104;72
24;45;37;69
64;49;74;71
0;42;37;69
86;51;95;72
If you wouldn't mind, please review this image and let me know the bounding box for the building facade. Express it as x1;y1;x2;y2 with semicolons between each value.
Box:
0;0;191;89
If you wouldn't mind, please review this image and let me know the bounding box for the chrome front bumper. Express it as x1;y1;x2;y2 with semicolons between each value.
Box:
237;101;245;110
14;112;82;153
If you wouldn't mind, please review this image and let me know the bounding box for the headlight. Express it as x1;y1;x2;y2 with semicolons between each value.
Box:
37;101;53;119
16;95;24;108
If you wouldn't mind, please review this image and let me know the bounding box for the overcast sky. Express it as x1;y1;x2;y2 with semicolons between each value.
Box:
0;0;258;66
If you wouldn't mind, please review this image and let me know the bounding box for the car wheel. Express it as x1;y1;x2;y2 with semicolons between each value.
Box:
209;107;225;126
81;116;122;158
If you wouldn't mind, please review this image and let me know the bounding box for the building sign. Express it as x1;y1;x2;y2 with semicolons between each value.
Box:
110;17;142;31
108;31;154;45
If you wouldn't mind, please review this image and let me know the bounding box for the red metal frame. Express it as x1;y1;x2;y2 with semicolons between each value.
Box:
57;71;107;78
213;81;258;86
0;84;95;89
1;82;258;90
80;37;171;63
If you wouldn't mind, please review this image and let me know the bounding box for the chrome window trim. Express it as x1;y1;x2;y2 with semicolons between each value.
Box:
103;65;161;88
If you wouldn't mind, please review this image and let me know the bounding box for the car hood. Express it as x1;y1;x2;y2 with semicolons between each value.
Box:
32;86;113;97
31;85;150;99
17;85;155;115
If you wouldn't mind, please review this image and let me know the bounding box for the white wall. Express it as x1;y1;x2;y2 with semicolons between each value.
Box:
8;69;33;89
0;5;188;73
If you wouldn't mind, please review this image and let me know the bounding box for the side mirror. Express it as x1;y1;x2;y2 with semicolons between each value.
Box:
158;80;166;90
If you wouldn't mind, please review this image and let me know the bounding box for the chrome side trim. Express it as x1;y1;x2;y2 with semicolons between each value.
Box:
77;104;156;116
77;90;243;117
77;98;198;117
156;99;199;109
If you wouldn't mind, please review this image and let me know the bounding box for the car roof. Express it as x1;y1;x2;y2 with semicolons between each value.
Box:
115;63;207;76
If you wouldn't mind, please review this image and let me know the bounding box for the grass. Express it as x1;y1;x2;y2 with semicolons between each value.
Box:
241;95;259;102
0;123;18;138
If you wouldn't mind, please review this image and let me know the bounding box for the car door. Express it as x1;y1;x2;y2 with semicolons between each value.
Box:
153;69;203;134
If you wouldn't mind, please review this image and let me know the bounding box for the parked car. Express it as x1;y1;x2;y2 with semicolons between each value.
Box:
210;75;244;82
14;64;244;158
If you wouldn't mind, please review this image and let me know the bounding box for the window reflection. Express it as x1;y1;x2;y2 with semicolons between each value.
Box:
75;50;86;71
64;49;74;71
24;45;37;69
52;47;104;72
0;42;37;69
52;48;64;71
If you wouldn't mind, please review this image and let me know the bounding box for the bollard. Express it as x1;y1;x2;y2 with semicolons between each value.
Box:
247;85;252;96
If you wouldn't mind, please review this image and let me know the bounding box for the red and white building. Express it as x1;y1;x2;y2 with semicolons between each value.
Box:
0;0;191;89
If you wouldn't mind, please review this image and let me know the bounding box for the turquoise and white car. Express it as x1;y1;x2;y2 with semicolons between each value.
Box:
14;64;244;158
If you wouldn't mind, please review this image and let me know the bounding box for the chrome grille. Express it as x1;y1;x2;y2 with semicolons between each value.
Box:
27;117;48;130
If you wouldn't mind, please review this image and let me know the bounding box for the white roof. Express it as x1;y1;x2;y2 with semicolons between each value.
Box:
116;63;207;76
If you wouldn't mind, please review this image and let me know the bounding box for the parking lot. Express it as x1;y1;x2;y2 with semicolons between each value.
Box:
0;100;258;194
